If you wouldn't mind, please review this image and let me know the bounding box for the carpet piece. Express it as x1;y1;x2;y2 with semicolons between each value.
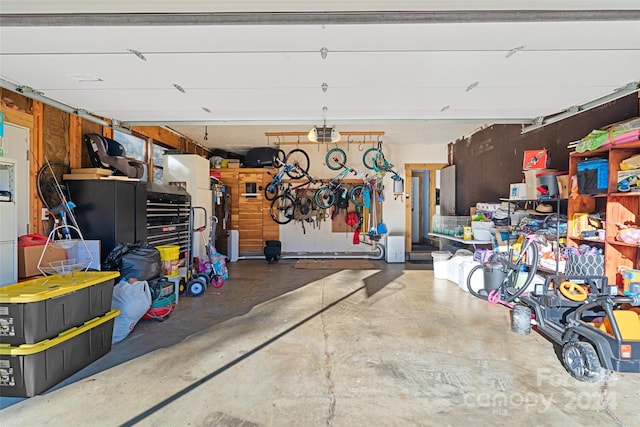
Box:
294;259;378;270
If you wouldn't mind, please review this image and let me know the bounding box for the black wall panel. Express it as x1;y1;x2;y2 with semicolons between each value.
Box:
452;93;639;215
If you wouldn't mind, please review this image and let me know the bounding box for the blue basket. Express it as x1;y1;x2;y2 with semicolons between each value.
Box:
577;158;608;190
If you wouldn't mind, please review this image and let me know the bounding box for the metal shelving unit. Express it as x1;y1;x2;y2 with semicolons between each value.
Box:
500;197;564;275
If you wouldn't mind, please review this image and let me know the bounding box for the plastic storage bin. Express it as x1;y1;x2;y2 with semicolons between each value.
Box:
432;216;471;235
431;251;452;279
0;271;119;346
0;308;119;397
471;221;494;241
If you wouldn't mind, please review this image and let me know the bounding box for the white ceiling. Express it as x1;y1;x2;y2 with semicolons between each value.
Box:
1;1;639;154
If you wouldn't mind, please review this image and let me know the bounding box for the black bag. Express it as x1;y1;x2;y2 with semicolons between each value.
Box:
243;147;279;168
577;169;606;195
264;240;281;264
104;242;162;282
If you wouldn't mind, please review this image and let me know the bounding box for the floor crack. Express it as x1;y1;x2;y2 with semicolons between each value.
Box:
321;282;336;426
599;377;625;427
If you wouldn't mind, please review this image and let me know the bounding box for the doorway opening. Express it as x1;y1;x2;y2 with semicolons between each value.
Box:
404;163;447;259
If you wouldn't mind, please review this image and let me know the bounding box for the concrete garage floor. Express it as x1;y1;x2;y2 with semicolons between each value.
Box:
1;260;639;426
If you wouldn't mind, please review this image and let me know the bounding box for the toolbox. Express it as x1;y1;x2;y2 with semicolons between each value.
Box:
0;271;119;346
0;309;119;397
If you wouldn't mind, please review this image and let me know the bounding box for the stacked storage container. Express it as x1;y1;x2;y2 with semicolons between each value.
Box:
0;271;120;397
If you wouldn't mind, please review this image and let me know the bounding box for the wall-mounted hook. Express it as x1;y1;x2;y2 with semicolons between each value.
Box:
358;140;365;151
297;135;300;149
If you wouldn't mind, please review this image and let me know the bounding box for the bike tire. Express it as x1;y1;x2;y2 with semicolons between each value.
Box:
285;149;310;179
362;148;381;170
270;194;295;224
326;148;346;171
350;185;366;207
315;187;335;209
273;149;287;168
264;182;280;201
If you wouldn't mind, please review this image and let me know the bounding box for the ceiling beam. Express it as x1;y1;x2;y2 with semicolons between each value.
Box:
2;10;639;27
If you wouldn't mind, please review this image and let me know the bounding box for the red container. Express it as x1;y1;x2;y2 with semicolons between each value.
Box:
523;149;550;170
143;303;176;321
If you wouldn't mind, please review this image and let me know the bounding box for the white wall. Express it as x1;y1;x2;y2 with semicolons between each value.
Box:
277;143;448;253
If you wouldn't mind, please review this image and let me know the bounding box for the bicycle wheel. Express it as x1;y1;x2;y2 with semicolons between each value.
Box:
314;187;335;209
350;185;367;207
362;148;381;170
503;240;539;303
264;182;280;201
325;148;346;171
285;149;310;179
270;194;295;224
273;149;287;168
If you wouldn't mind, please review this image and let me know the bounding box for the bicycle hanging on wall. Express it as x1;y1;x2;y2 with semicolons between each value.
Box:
314;147;359;209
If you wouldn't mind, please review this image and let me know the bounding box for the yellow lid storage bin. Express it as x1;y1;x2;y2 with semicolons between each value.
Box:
0;309;119;397
0;271;119;346
156;245;180;277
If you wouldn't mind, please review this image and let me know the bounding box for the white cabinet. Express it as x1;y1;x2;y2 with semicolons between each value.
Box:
0;157;17;286
163;154;212;259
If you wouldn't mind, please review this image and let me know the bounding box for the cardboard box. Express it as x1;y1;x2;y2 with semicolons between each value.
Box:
509;183;527;200
18;245;67;278
226;159;240;169
617;169;640;192
523;149;550;170
557;175;569;199
523;170;540;199
571;213;596;238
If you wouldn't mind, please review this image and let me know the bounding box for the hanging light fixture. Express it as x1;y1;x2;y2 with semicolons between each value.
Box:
308;106;341;143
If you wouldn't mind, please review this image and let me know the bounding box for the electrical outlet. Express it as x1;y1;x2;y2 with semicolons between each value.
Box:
41;208;49;220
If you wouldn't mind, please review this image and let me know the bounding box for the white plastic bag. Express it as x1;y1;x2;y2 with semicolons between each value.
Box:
111;279;152;343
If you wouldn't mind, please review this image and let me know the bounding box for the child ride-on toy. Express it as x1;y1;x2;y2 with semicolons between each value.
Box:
512;275;640;382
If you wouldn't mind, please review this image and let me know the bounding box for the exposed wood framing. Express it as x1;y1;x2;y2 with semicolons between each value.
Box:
69;114;83;169
32;101;44;234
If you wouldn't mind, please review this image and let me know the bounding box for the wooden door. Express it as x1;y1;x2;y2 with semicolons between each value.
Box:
218;168;279;254
238;171;266;252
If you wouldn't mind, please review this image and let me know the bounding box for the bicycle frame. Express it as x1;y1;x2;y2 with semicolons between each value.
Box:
264;164;297;200
315;152;358;209
269;173;316;225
